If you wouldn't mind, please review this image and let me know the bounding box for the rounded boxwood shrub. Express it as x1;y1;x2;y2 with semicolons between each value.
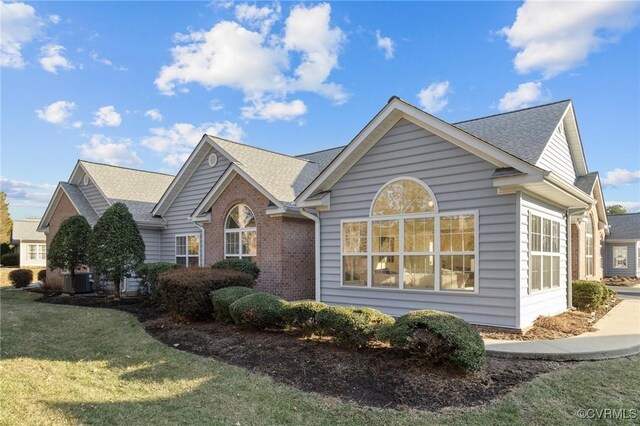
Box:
136;262;181;304
229;292;288;330
316;306;394;349
1;252;19;267
572;280;614;311
37;269;46;282
378;310;486;373
211;286;259;322
212;258;260;280
160;267;254;320
9;269;33;288
283;301;328;333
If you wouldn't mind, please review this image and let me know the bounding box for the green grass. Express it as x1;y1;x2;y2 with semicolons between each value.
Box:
1;290;639;425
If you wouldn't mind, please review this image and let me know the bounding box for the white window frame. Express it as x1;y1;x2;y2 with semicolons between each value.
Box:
528;213;562;293
175;234;201;266
585;216;594;277
613;246;628;269
224;204;257;260
27;243;47;261
340;212;479;294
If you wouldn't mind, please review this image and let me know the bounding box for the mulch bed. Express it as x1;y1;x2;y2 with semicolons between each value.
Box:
604;276;640;287
37;294;565;411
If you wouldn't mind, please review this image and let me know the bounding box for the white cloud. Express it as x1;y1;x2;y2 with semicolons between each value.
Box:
144;109;163;122
210;99;224;111
1;1;43;68
235;2;281;34
48;14;61;24
500;1;639;78
89;51;127;71
39;44;74;73
602;168;640;186
241;99;307;121
497;81;544;112
163;152;191;166
0;177;56;208
140;121;244;165
155;3;346;120
417;81;450;113
607;201;640;213
35;100;76;125
92;105;122;127
71;121;82;129
79;134;142;166
375;30;394;59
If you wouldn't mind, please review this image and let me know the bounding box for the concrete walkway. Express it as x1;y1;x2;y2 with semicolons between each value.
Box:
485;300;640;361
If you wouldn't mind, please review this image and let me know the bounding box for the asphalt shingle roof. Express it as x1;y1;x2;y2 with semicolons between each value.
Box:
296;146;345;171
60;182;100;226
211;137;322;203
80;161;174;204
607;214;640;240
454;100;571;165
113;199;166;225
574;172;599;195
11;220;44;241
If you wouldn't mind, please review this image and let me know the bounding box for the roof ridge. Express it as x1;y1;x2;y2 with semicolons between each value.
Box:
208;135;314;164
608;212;640;216
296;145;346;158
79;159;175;177
453;99;572;125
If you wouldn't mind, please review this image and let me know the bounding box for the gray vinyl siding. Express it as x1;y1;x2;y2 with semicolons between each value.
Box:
140;227;161;263
536;127;576;185
518;193;568;328
318;118;519;328
605;242;639;277
160;146;230;264
79;179;110;215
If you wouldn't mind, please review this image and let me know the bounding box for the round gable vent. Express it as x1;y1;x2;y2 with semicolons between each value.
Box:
82;175;90;185
208;153;218;167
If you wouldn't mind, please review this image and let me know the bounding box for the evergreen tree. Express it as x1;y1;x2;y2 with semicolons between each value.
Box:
48;215;92;276
88;203;145;298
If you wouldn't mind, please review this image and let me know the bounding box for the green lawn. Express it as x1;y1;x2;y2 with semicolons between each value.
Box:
1;290;638;425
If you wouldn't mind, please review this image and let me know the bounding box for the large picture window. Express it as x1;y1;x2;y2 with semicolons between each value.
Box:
613;246;627;269
585;217;594;276
176;235;200;266
225;204;257;260
340;177;477;292
27;243;47;261
529;214;561;292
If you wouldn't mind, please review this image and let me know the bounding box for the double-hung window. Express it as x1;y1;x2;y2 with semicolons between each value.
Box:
585;217;594;276
529;214;561;291
28;244;46;261
613;246;627;269
176;235;200;266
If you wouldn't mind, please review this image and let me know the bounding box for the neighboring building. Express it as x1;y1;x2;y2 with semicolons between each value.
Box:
37;161;174;293
605;213;640;278
39;97;612;329
11;220;47;267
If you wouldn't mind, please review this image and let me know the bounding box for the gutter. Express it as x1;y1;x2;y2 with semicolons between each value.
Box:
299;208;321;302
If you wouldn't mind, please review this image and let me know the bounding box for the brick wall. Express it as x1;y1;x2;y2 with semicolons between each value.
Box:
571;223;580;280
46;192;81;281
203;174;315;300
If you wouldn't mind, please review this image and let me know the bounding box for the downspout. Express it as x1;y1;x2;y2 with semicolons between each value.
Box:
299;208;321;302
566;211;573;308
194;220;206;266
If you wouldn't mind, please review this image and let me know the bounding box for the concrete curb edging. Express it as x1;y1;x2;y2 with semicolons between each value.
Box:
486;344;640;361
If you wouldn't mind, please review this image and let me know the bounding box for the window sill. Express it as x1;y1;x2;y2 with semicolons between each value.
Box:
340;284;478;295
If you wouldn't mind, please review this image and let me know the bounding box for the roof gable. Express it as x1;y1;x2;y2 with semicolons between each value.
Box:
37;182;100;231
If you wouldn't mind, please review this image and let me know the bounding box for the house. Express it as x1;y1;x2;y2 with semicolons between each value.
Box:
39;97;605;330
37;161;174;293
11;220;47;267
604;213;640;278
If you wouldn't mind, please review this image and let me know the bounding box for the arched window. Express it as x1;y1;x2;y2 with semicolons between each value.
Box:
371;178;437;216
341;177;477;292
225;204;257;260
585;216;594;276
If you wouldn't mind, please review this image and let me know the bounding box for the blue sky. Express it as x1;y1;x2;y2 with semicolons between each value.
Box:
1;1;639;220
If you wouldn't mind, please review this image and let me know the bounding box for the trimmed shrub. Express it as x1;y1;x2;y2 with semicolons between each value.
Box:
283;301;328;333
136;262;180;303
41;273;63;293
316;306;394;349
211;286;259;322
212;258;260;280
378;310;486;373
0;243;13;256
572;280;614;311
37;269;46;282
229;292;288;330
9;269;33;288
160;267;254;320
1;252;19;267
